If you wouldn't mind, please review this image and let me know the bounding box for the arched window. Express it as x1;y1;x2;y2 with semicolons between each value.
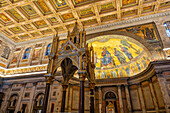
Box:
1;46;10;59
45;43;51;56
23;48;31;59
164;21;170;37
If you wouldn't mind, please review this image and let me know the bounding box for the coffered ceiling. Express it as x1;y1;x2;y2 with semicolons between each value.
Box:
0;0;169;43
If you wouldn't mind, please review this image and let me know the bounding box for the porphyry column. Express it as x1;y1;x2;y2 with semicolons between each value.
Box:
89;83;95;113
61;84;68;112
78;71;86;113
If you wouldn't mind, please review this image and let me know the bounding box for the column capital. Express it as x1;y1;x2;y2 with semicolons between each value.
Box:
22;83;27;86
89;82;95;89
33;82;37;86
78;70;86;81
45;76;53;84
62;84;68;91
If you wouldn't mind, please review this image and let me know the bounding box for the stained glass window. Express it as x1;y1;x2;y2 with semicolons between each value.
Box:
45;43;51;56
164;21;170;37
23;48;31;59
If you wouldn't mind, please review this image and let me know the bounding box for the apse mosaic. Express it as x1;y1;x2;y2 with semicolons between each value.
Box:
87;35;151;79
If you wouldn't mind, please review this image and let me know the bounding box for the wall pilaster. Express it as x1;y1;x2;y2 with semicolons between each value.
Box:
14;83;26;113
125;85;132;113
98;87;102;113
157;73;170;113
138;84;146;113
1;84;12;113
148;79;159;113
28;82;37;113
118;86;124;113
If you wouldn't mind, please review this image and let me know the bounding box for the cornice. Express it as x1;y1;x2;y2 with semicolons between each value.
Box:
1;11;170;46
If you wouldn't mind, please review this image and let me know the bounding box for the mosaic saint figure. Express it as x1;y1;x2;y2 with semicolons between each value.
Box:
119;45;133;60
113;48;126;64
101;47;112;66
112;71;117;78
94;52;99;65
119;70;123;77
142;28;155;40
125;67;130;77
101;71;106;79
137;63;141;71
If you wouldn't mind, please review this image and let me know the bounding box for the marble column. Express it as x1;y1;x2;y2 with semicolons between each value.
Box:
148;79;159;113
138;84;146;113
28;82;37;113
157;73;170;113
15;83;26;113
1;84;12;113
125;85;132;113
118;86;124;113
98;87;102;113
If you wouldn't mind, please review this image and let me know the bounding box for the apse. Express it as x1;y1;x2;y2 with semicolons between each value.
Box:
87;35;151;79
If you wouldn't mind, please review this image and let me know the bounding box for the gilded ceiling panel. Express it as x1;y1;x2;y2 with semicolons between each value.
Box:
78;7;95;18
47;17;59;25
101;14;117;22
0;13;13;25
6;9;24;22
0;0;167;43
159;1;170;10
30;32;40;37
18;34;30;39
122;9;138;18
142;5;155;13
18;5;39;19
22;24;34;31
82;19;97;26
120;0;138;8
54;26;64;31
9;26;24;34
32;20;48;29
60;13;75;22
40;29;53;35
49;0;68;11
34;0;52;15
98;2;116;14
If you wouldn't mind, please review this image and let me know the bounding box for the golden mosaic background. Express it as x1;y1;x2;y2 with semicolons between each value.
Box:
0;0;169;43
